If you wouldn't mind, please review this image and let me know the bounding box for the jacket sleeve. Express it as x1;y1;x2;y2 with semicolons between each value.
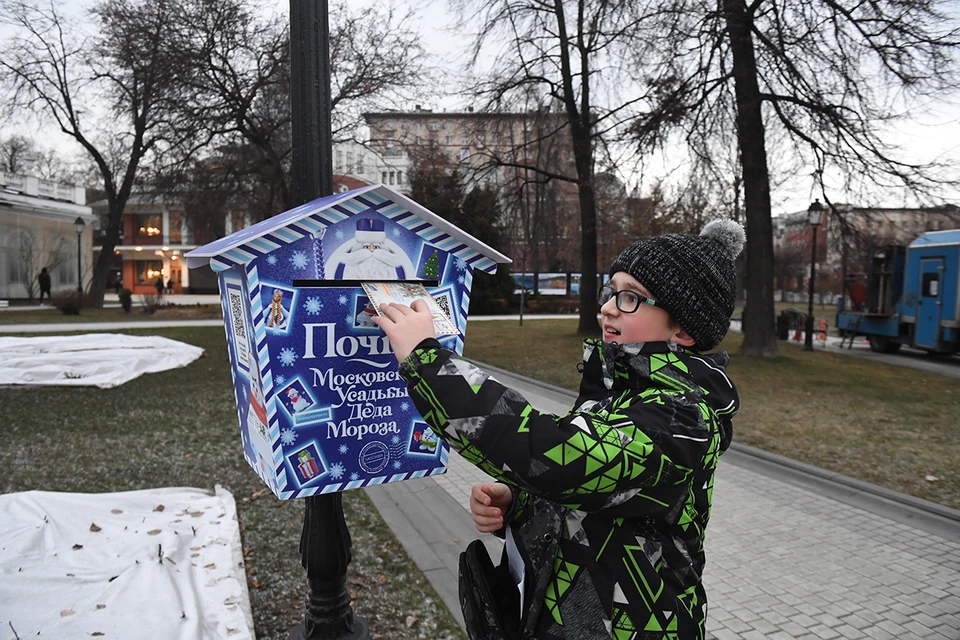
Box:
399;339;714;517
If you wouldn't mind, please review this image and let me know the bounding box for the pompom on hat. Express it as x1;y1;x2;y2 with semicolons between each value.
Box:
609;219;745;351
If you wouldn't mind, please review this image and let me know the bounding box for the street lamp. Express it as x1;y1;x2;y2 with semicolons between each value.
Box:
74;216;86;293
804;200;826;350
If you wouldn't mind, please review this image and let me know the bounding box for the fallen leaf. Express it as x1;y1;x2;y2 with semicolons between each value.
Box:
61;609;75;617
90;523;101;532
147;529;162;536
108;576;118;582
227;628;239;635
154;504;165;512
405;615;418;628
190;547;202;551
92;633;105;637
204;563;216;569
96;604;106;610
925;475;939;482
72;544;83;550
453;537;460;543
184;453;191;458
165;557;177;565
111;509;123;514
252;579;261;589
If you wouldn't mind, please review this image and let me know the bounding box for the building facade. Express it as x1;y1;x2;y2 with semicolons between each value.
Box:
0;172;95;300
91;196;199;295
772;203;959;300
363;106;582;272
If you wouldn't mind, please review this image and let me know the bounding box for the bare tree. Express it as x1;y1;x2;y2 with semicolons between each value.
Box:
451;0;674;335
155;0;432;229
10;228;73;300
626;0;959;355
0;0;199;306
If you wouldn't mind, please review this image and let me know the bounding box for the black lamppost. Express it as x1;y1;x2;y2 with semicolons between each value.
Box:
804;200;825;350
287;1;369;639
74;216;85;293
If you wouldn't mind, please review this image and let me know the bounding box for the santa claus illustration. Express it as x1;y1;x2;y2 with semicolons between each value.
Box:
325;219;415;280
285;386;312;413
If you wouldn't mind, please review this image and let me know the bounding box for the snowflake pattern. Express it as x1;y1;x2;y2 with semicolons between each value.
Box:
338;295;348;305
392;227;401;237
458;275;465;285
391;435;401;445
454;257;467;272
344;314;354;325
289;250;309;269
400;401;410;412
329;462;345;480
304;297;323;315
280;428;298;446
335;229;345;240
267;255;278;265
393;460;402;470
275;374;286;386
349;472;359;482
338;444;349;455
278;347;298;367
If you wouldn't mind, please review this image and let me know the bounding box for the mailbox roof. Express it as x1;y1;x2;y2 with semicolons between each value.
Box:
185;184;512;273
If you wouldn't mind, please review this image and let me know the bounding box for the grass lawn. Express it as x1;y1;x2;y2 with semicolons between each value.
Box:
0;326;464;640
461;318;960;510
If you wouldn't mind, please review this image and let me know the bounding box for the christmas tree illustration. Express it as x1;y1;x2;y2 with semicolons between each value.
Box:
422;250;440;279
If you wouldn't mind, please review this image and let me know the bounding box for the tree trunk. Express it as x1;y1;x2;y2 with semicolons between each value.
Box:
722;0;778;357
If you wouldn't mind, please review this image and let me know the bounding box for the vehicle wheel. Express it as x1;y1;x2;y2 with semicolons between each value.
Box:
868;336;901;353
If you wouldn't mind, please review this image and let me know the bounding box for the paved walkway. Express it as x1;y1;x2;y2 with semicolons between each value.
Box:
367;363;960;640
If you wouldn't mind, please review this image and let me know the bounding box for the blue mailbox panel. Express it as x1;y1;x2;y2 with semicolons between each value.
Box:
197;186;510;499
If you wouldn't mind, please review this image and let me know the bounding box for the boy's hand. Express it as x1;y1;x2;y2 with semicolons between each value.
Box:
371;299;436;361
470;483;513;533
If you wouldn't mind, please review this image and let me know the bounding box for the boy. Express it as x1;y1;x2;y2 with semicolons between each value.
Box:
373;219;744;639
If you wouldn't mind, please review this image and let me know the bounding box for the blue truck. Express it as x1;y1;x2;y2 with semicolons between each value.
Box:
836;229;960;354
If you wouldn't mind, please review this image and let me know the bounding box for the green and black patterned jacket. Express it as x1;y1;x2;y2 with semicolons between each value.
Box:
399;338;739;640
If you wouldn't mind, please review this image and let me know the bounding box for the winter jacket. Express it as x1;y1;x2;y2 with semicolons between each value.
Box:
399;337;739;640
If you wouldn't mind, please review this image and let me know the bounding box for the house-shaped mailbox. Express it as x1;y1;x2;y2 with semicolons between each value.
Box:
186;184;511;499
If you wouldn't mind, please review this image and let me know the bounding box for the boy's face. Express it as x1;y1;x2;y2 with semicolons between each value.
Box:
600;272;695;347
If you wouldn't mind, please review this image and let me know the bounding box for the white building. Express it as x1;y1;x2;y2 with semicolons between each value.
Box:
0;172;96;300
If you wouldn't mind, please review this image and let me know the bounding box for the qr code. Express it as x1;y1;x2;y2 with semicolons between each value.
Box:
229;291;246;340
434;293;452;320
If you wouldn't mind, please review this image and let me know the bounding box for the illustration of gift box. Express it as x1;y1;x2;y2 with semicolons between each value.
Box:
185;184;511;499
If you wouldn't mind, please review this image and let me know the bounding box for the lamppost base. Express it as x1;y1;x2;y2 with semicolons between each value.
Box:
288;618;369;640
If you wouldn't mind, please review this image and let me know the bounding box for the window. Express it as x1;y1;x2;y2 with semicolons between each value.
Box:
356;155;365;174
168;211;183;243
397;171;403;185
135;214;162;239
382;171;388;184
346;151;353;172
415;135;422;144
389;171;395;185
459;147;470;161
415;122;423;131
445;136;453;145
135;260;164;286
401;122;409;130
461;136;469;146
335;150;343;172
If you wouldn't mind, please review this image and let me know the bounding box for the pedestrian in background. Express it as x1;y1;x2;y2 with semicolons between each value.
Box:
154;276;164;297
374;220;745;639
37;267;51;305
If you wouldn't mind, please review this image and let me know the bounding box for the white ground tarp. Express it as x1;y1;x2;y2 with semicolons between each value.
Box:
0;486;254;640
0;333;205;388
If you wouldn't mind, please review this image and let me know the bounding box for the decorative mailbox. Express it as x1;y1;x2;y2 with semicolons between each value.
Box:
186;184;510;499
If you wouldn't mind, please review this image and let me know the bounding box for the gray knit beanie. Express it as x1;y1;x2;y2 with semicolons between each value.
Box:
609;220;745;351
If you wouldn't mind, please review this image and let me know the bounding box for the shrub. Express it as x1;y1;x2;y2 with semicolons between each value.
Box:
526;298;580;314
139;293;162;315
118;288;133;313
51;290;87;315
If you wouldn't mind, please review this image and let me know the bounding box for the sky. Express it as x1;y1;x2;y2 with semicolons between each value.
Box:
4;0;959;216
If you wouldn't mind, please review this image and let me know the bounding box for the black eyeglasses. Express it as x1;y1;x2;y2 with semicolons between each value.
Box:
598;284;657;313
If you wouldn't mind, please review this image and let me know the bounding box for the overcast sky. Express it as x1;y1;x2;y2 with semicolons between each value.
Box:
5;0;959;215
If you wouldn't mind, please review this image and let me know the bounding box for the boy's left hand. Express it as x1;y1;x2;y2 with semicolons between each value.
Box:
371;299;436;361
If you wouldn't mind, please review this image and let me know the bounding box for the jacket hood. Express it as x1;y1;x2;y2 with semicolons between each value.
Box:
579;339;738;451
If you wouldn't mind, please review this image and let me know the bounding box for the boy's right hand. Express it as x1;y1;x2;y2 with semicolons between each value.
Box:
470;483;513;533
